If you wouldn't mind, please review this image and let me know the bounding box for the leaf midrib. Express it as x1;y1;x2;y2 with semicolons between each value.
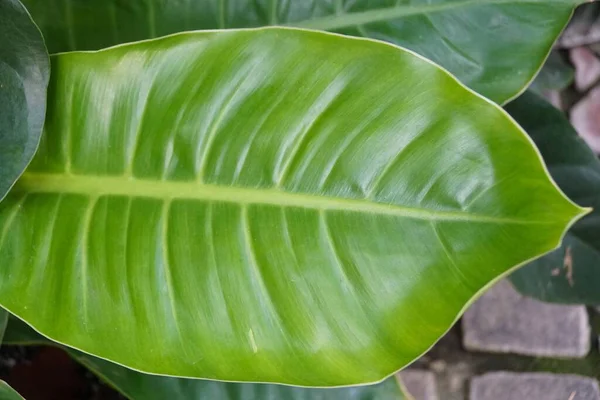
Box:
288;0;579;31
14;172;552;224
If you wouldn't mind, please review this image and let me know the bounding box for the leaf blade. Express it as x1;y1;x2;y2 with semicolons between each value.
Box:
0;28;585;385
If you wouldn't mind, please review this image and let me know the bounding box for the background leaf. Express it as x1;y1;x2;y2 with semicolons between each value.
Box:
72;358;409;400
21;0;584;104
0;0;49;201
0;309;8;345
507;91;600;304
530;51;575;94
0;28;584;385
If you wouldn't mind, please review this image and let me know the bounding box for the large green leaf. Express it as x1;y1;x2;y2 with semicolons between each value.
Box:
0;28;584;385
508;92;600;304
21;0;583;104
2;317;410;400
0;0;49;201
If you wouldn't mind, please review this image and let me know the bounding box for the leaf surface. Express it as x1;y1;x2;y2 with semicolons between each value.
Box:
22;0;583;103
507;92;600;304
0;28;584;385
2;317;410;400
0;0;49;201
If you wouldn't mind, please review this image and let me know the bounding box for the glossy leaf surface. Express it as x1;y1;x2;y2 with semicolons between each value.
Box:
0;29;584;385
22;0;584;104
2;317;409;400
508;92;600;304
0;0;49;201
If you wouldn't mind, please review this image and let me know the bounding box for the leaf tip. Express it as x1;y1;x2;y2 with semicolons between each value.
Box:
561;205;592;240
571;206;594;222
580;206;594;216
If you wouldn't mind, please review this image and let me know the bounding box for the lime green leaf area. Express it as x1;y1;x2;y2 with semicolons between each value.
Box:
0;0;49;201
0;28;585;386
22;0;584;103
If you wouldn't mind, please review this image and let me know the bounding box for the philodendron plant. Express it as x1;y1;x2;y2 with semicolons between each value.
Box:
0;0;598;398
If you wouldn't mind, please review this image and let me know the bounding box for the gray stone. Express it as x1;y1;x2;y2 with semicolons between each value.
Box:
540;90;564;111
571;86;600;154
559;4;600;48
570;47;600;91
462;280;590;358
470;372;600;400
399;370;439;400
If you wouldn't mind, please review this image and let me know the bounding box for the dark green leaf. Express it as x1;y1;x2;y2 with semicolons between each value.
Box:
0;28;584;384
2;315;39;345
73;357;411;400
530;51;574;94
0;0;49;201
22;0;584;103
507;91;600;304
0;309;8;345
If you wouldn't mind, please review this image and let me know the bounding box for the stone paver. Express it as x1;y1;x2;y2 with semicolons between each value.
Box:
462;280;590;358
559;4;600;48
470;372;600;400
571;85;600;154
540;90;564;110
571;47;600;91
400;370;439;400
